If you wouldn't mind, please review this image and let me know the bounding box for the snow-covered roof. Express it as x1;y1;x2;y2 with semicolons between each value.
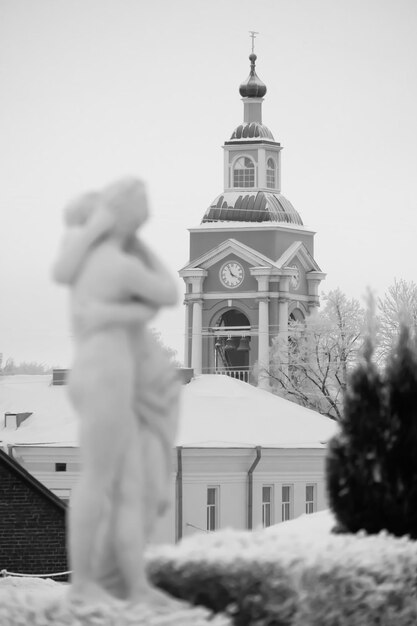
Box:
177;375;337;448
0;375;78;447
0;374;337;449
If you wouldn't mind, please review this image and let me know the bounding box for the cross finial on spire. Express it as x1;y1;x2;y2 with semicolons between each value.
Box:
249;31;259;54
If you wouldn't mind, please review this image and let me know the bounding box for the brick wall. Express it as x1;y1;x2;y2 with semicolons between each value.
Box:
0;451;68;580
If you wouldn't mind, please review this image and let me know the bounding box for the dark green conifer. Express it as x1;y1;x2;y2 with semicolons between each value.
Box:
326;325;417;537
383;325;417;536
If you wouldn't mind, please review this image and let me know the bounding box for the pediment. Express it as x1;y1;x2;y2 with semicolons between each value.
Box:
179;238;277;274
275;241;322;273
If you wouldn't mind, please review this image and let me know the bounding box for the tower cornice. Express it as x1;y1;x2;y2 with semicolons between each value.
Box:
224;140;281;147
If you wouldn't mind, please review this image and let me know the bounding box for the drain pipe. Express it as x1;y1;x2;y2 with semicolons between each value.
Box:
247;446;262;530
175;446;183;542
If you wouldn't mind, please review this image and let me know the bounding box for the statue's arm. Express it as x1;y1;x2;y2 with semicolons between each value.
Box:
121;243;178;307
52;209;115;285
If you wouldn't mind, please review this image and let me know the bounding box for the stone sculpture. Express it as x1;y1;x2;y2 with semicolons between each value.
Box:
52;178;181;607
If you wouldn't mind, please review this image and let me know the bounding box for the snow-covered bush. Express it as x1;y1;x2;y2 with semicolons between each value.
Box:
327;324;417;537
147;514;417;626
4;512;417;624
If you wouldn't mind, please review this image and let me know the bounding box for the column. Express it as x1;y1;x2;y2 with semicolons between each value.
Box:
252;272;271;390
306;272;326;314
191;299;203;376
178;269;207;376
278;298;289;339
258;147;266;188
278;297;289;377
183;301;190;367
277;149;282;192
277;275;290;376
258;297;270;377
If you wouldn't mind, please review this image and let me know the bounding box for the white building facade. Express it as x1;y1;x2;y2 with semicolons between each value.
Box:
1;374;337;544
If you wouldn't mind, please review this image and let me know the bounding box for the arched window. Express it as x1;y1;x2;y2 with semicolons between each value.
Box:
289;308;305;323
233;157;255;188
266;158;276;189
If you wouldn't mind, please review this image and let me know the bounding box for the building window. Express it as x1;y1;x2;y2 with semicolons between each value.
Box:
262;485;273;527
207;486;219;531
233;157;255;188
282;485;292;521
266;158;276;188
55;463;67;472
306;484;316;514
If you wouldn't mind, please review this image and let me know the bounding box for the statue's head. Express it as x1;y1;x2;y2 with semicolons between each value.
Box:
103;177;149;237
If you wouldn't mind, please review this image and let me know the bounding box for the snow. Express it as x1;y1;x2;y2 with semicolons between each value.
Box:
3;511;416;625
177;375;338;447
0;373;338;449
264;508;335;536
0;577;231;625
0;574;66;594
0;375;78;447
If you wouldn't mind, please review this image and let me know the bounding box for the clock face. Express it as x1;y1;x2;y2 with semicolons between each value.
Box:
219;261;244;289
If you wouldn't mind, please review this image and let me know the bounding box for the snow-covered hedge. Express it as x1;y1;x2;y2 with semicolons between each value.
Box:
3;512;417;625
147;512;417;626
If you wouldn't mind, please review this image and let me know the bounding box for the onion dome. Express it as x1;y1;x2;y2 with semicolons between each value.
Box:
239;53;267;98
201;191;303;225
230;122;275;141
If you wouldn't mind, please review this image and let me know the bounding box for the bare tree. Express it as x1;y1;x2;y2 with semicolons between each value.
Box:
267;289;366;420
378;279;417;359
1;358;53;375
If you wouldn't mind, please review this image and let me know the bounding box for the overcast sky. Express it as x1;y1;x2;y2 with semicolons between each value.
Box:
1;0;416;367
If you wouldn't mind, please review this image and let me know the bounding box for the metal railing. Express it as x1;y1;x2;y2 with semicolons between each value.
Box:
210;367;251;383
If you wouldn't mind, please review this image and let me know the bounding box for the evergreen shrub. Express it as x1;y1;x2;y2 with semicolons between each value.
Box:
326;325;417;537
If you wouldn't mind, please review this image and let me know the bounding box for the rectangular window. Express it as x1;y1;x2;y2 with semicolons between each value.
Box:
282;485;292;522
266;170;275;188
233;170;255;188
207;486;219;532
262;485;273;527
55;463;67;472
306;484;316;514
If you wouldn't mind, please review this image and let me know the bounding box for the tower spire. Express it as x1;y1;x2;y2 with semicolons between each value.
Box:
249;30;259;54
239;35;267;100
239;34;266;124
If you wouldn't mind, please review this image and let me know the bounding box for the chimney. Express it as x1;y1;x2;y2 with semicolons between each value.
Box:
4;412;32;429
52;369;68;385
177;368;194;385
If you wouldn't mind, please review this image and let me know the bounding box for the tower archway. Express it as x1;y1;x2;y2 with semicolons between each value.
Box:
212;308;251;381
289;307;305;323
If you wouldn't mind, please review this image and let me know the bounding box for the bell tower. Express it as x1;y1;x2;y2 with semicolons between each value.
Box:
179;45;325;386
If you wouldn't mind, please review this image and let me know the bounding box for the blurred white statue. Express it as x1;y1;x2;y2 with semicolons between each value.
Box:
53;178;181;606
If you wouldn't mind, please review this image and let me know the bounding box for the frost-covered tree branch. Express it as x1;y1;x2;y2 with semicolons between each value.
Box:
377;279;417;360
266;289;366;420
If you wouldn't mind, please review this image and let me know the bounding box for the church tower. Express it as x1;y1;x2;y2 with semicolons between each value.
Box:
179;49;325;386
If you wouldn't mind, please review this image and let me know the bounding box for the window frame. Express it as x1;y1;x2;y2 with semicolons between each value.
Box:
266;157;276;189
305;483;316;515
232;156;256;188
55;462;67;472
206;486;219;532
281;484;293;522
262;484;273;528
